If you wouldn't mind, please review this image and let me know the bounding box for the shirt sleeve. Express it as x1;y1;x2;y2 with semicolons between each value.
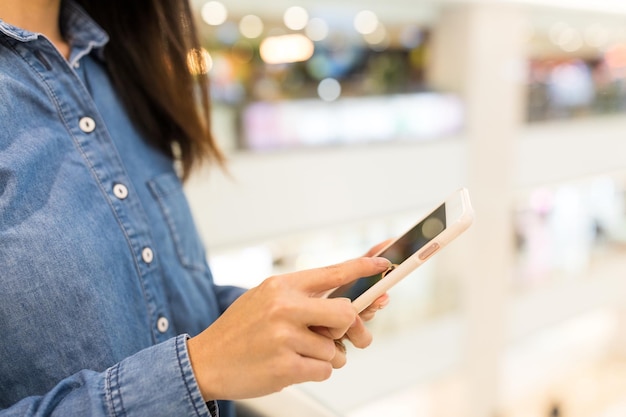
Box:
212;285;247;314
0;335;216;417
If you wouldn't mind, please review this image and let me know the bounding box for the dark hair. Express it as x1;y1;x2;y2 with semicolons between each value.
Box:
74;0;225;181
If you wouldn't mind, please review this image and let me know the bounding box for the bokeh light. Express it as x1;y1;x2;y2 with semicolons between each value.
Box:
201;1;228;26
306;55;332;80
187;48;213;75
239;14;264;39
284;6;309;31
260;34;315;64
363;23;388;48
306;17;329;42
584;24;609;48
548;22;584;52
317;78;341;101
559;28;583;52
354;10;379;35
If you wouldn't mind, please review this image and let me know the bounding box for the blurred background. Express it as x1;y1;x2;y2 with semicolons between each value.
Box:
183;0;626;416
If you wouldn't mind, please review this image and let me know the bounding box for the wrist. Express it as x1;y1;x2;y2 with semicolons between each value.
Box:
187;335;219;401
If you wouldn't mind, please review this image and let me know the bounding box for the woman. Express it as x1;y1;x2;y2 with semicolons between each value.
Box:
0;1;391;416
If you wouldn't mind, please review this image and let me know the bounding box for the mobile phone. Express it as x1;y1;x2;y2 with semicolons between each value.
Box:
326;188;474;313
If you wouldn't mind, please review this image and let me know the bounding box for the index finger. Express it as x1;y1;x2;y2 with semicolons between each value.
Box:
293;257;391;295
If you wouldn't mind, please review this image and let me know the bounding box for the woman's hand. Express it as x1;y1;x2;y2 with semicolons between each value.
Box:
332;239;394;366
187;256;391;401
357;238;394;324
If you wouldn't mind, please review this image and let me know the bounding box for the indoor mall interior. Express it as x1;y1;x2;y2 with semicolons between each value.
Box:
183;0;626;416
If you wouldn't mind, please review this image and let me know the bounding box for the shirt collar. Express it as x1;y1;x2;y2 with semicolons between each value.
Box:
0;0;109;63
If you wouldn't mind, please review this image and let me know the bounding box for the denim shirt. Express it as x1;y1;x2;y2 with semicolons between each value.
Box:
0;2;244;416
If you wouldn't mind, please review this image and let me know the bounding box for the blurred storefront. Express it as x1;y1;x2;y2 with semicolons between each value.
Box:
184;1;626;416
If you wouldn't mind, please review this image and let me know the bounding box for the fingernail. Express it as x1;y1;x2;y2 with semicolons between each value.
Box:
373;257;391;268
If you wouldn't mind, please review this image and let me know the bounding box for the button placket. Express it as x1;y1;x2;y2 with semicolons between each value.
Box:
78;116;96;133
157;316;169;333
49;52;172;345
141;247;154;264
113;183;128;200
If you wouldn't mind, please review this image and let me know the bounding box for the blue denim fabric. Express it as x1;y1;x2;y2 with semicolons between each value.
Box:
0;2;244;416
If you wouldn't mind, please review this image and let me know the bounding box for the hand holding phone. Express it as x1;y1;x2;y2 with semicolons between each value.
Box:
326;188;474;313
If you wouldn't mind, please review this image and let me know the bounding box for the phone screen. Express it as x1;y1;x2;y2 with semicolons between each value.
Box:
328;203;447;301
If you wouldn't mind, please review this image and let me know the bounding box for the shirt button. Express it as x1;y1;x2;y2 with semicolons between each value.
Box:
142;247;154;264
79;117;96;133
157;316;169;333
73;61;80;69
113;183;129;200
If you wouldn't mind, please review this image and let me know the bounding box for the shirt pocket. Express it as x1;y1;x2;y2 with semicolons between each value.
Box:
148;172;207;272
